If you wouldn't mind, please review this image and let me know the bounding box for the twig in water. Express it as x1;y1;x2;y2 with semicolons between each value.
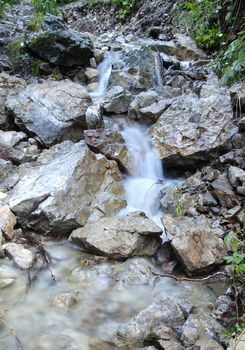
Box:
151;270;228;283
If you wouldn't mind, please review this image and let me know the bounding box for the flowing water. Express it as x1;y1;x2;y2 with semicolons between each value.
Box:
0;43;224;350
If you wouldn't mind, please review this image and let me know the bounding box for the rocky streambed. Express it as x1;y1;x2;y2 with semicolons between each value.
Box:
0;1;244;350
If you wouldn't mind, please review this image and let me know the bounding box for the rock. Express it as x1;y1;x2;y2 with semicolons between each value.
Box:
5;140;125;236
202;191;218;207
0;130;40;164
163;214;226;275
0;265;16;289
157;340;183;350
103;86;131;114
85;67;98;80
113;296;186;347
0;204;16;240
181;313;224;346
2;243;34;269
114;257;156;287
195;338;224;350
0;73;25;130
219;148;245;169
239;117;245;130
109;47;157;93
139;100;171;124
26;15;94;67
146;35;206;60
128;91;159;119
230;82;245;112
85;105;104;129
0;158;18;192
212;295;237;328
6;80;92;146
211;173;239;208
227;166;245;188
84;129;132;173
70;211;162;259
51;292;79;309
150;76;236;167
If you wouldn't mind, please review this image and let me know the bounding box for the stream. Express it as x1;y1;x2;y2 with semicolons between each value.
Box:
0;48;226;350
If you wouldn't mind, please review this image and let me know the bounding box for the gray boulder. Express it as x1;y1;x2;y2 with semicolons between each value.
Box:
109;47;157;93
6;80;93;146
70;211;162;259
227;166;245;188
0;73;25;130
113;296;186;347
103;86;132;114
5;140;125;236
163;214;226;275
150;76;237;166
26;15;93;67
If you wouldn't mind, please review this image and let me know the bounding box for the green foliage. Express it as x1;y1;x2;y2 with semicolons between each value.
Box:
0;0;16;17
28;14;45;31
213;30;245;86
111;0;135;19
224;222;245;274
7;36;29;72
31;0;60;15
221;322;244;339
173;0;244;85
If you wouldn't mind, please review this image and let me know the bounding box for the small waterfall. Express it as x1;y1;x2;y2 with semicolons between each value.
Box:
120;126;166;229
154;52;164;91
90;52;113;101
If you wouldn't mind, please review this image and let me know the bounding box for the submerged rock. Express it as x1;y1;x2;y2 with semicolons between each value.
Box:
6;80;93;146
2;243;34;269
5;140;125;236
163;214;226;275
26;15;94;67
150;76;236;167
70;211;162;259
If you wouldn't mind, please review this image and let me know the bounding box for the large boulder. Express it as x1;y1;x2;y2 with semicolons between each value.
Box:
163;214;227;275
109;47;158;93
6;80;93;146
0;73;25;130
26;15;94;67
150;76;237;167
84;129;132;173
70;211;162;259
5;140;126;236
113;296;186;347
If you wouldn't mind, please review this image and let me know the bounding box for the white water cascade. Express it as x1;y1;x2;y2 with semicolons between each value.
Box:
119;126;168;229
90;51;113;101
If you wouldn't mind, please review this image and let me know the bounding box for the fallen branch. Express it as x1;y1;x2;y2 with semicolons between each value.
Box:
152;270;228;282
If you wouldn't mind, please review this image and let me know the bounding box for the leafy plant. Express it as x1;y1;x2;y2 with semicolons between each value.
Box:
111;0;135;19
0;0;16;17
213;30;245;86
224;221;245;274
31;0;60;15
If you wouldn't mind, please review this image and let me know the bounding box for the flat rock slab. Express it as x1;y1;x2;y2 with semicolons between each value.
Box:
6;80;93;146
163;214;227;275
5;140;125;236
70;211;162;259
150;76;237;167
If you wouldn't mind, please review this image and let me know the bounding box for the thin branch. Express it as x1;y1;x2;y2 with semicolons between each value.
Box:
152;270;228;282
